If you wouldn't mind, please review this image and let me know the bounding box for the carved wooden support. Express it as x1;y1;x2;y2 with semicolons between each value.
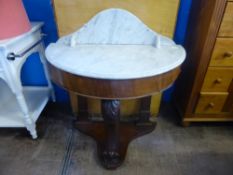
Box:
75;96;156;169
101;100;120;168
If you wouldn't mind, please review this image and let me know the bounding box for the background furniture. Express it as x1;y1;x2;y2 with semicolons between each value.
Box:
0;23;54;139
174;0;233;126
52;0;181;118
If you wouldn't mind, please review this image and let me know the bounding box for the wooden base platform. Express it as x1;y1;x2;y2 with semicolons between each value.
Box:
75;120;156;169
74;99;156;169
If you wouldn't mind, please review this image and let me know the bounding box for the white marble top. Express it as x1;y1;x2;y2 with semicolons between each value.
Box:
45;9;186;80
46;44;185;79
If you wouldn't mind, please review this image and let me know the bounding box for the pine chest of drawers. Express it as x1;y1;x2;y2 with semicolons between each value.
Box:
174;0;233;126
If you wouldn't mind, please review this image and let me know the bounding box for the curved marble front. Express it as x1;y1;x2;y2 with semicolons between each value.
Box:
46;44;185;79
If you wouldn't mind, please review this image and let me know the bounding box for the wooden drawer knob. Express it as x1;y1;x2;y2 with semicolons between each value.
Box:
214;78;222;84
208;102;215;108
224;51;233;58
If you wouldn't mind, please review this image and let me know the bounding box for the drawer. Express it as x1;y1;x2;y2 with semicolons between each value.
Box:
218;2;233;37
201;67;233;92
195;92;228;114
210;38;233;66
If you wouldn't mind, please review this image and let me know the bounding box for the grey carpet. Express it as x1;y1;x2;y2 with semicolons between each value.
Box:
0;103;232;175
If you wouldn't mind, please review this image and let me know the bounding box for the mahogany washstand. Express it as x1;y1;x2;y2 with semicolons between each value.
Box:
45;9;185;169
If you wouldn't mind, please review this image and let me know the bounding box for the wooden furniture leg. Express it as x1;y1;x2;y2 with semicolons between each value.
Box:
77;96;88;121
139;96;152;122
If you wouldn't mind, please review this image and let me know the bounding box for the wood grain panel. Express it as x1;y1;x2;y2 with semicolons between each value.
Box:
195;92;228;114
218;2;233;37
210;38;233;67
201;67;233;92
49;63;180;99
53;0;180;38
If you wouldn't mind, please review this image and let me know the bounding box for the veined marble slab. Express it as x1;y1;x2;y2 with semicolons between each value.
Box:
57;8;174;47
46;8;186;80
46;44;185;79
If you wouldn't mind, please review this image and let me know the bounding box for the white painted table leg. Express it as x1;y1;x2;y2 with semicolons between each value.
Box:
6;61;38;139
15;92;37;139
38;43;55;102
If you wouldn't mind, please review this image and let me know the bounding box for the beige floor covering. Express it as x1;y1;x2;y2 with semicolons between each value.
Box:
0;103;233;175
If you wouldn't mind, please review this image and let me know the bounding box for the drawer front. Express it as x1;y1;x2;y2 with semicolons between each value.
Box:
210;38;233;66
201;67;233;92
219;2;233;37
195;92;228;114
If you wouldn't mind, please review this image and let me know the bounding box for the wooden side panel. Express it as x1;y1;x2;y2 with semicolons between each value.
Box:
218;2;233;37
53;0;180;38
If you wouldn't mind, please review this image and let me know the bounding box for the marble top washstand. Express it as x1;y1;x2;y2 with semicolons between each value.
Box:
46;9;185;81
46;9;186;169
